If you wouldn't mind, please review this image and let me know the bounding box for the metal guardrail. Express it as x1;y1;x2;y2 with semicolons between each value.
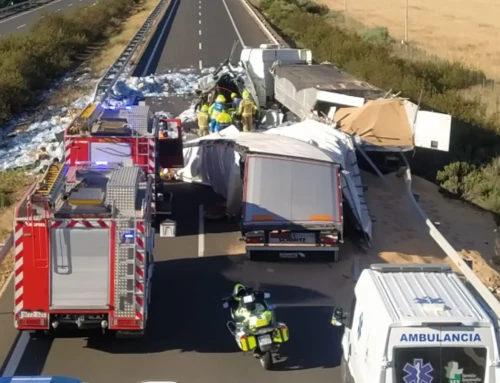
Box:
93;0;172;103
239;0;285;47
0;0;53;19
0;234;13;270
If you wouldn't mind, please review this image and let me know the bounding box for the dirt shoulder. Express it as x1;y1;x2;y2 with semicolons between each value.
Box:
0;0;163;293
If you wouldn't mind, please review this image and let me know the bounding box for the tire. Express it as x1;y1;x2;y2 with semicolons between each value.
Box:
260;351;273;370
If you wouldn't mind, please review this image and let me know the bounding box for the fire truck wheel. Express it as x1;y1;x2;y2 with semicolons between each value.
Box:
27;330;51;340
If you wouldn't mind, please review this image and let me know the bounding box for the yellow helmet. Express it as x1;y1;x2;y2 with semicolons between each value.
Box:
233;283;247;300
216;94;226;103
231;93;238;99
201;104;209;112
242;90;250;99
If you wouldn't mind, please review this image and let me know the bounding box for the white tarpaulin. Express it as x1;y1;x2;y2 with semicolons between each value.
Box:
265;119;372;240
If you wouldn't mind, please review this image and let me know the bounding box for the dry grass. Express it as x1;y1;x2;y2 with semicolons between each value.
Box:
91;0;163;73
0;0;163;292
318;0;500;79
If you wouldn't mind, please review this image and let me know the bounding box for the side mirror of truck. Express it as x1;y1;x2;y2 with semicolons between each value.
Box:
331;307;348;327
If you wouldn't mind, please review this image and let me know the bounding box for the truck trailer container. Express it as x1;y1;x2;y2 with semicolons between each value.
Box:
242;154;343;261
13;162;154;338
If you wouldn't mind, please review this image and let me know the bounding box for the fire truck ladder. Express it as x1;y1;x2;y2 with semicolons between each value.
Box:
29;163;67;269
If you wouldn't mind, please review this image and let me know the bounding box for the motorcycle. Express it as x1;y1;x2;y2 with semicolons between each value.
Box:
222;287;289;370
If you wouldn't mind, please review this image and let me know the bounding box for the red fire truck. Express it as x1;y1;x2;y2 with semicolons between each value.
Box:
64;103;184;219
13;162;154;338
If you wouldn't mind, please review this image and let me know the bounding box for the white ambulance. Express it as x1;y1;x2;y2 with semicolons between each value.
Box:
331;264;499;383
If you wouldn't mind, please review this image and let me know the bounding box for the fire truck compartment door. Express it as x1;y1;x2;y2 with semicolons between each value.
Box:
50;227;110;309
90;142;132;164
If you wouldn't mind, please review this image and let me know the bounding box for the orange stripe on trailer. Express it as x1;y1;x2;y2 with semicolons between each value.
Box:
309;214;333;221
251;214;275;221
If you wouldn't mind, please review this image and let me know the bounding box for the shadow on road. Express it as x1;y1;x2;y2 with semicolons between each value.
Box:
86;255;330;357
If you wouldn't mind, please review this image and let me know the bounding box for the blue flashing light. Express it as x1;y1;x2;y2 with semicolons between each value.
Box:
125;106;132;110
124;233;134;239
95;161;108;165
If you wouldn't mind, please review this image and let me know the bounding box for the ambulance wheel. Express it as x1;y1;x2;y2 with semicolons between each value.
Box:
260;351;273;370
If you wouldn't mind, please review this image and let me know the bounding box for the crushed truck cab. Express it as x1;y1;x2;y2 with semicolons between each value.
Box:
333;264;499;383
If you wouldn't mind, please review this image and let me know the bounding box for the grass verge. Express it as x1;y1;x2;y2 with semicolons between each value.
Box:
253;0;500;220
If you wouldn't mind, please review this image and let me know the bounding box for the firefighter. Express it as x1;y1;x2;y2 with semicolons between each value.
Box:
197;105;210;136
209;94;226;133
231;92;242;109
238;90;258;132
215;108;233;132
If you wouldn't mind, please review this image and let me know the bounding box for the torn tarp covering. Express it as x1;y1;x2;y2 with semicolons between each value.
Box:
265;119;372;240
177;124;372;240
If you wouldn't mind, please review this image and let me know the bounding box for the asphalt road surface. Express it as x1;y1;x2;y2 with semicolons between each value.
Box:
0;0;350;381
0;0;97;36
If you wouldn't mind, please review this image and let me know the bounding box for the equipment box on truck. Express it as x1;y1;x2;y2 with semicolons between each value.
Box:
331;264;500;383
13;162;154;338
242;154;343;262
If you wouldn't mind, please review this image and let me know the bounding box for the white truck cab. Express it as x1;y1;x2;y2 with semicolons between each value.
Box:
332;264;500;383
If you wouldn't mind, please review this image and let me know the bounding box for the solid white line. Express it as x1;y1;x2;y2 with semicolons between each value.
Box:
17;24;26;28
199;29;201;35
198;204;204;257
142;0;178;76
199;60;203;70
238;0;279;44
1;332;30;377
199;42;202;50
221;0;245;46
0;0;62;24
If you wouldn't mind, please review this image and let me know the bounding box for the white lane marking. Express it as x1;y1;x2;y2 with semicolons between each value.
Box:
221;0;245;46
198;204;205;257
198;4;201;8
199;42;202;50
1;332;30;377
0;0;62;25
199;29;201;35
198;19;201;24
17;24;26;29
68;3;73;6
199;60;203;70
198;11;201;16
141;0;178;76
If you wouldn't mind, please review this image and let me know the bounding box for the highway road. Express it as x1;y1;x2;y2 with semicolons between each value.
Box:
0;0;353;381
0;0;97;36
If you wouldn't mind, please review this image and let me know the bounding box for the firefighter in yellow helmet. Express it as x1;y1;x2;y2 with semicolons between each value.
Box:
215;107;233;132
238;90;258;132
197;104;210;136
209;94;226;133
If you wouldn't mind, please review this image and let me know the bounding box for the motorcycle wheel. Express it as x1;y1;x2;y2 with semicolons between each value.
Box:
260;351;273;370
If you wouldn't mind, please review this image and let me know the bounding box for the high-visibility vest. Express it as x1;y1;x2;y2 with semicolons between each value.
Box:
217;111;232;124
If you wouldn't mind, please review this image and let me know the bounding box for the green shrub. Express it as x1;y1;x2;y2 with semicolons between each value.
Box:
257;0;500;215
0;0;138;125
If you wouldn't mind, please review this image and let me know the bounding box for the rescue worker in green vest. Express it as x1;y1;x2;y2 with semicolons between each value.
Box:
215;108;233;132
238;90;258;132
197;104;210;136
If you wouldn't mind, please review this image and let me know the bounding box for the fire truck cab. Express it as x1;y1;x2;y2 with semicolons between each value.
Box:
64;103;184;221
13;162;154;338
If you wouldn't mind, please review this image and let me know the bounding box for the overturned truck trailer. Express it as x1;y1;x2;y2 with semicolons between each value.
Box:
178;129;343;262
